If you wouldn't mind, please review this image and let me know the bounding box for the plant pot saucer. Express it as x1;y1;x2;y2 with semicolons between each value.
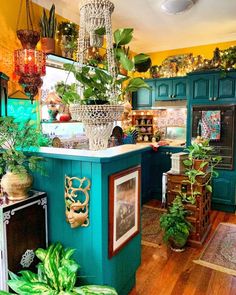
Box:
170;245;185;252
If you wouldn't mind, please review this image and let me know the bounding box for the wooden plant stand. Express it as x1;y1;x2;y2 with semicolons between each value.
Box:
167;172;211;247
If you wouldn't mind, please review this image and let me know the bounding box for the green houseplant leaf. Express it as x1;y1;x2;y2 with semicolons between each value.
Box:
3;243;117;295
114;28;133;46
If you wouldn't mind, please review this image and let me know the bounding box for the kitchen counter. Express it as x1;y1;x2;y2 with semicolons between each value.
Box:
38;144;151;162
33;144;150;295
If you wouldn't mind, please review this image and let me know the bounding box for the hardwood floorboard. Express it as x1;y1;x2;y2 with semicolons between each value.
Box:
129;209;236;295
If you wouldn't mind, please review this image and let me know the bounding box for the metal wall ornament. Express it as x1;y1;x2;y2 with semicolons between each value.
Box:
64;175;91;228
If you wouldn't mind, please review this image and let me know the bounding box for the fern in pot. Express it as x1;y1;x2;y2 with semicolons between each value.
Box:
0;117;49;201
160;196;192;251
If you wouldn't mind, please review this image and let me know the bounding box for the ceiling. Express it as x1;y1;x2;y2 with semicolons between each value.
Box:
33;0;236;53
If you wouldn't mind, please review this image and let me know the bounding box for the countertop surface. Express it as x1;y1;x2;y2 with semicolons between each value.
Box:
38;144;151;162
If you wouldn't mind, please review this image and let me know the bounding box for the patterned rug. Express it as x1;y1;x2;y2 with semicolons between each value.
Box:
194;222;236;276
141;205;165;248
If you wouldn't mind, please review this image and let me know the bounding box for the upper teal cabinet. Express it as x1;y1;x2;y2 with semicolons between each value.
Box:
132;79;155;109
155;77;187;101
189;71;236;103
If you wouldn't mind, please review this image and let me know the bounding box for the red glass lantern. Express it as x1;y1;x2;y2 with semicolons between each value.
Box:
14;1;46;102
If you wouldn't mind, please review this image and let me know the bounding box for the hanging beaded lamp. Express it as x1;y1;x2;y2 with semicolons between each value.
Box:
14;0;46;103
77;0;116;79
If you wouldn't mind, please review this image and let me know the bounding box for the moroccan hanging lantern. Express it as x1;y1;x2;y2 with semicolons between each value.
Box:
14;0;46;102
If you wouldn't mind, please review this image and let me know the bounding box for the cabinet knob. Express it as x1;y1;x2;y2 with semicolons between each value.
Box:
209;97;213;101
172;94;176;98
169;94;172;98
213;97;217;101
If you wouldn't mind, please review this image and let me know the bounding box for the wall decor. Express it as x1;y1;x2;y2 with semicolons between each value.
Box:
109;166;141;258
64;175;91;228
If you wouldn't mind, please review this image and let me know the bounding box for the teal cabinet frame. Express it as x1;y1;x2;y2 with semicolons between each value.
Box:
187;70;236;212
155;77;187;101
132;79;155;109
32;148;151;295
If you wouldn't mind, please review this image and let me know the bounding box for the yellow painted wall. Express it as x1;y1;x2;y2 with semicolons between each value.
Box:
0;0;67;95
148;40;236;65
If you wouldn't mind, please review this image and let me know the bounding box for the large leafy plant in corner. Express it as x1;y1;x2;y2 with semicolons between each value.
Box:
59;28;151;105
0;117;50;175
0;243;117;295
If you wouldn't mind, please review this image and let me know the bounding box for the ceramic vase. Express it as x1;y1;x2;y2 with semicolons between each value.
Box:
1;172;33;201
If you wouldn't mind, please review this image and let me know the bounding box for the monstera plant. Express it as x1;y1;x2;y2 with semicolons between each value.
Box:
0;243;117;295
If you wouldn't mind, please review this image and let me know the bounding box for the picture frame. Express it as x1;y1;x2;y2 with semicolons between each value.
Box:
109;165;141;258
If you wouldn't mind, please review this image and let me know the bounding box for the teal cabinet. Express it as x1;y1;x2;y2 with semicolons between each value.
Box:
32;147;151;295
214;72;236;101
133;80;155;109
141;147;184;201
212;171;236;213
155;77;187;101
189;71;236;103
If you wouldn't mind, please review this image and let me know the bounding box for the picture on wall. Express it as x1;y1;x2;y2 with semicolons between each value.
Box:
109;166;141;258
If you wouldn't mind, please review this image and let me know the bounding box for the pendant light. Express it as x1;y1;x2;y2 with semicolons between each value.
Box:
14;0;46;103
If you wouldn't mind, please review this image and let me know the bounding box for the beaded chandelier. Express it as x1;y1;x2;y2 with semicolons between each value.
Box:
77;0;116;78
14;0;46;102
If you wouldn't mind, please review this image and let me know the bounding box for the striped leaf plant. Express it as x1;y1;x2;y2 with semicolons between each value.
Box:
0;243;117;295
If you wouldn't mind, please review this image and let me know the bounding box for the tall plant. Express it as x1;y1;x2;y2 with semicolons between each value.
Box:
39;4;57;38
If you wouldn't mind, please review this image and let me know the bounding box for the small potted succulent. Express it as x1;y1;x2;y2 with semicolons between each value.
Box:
39;4;57;53
160;196;192;251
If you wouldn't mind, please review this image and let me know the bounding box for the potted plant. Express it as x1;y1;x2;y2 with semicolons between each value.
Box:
160;196;192;251
0;242;118;295
183;137;222;201
0;117;50;200
39;4;57;53
57;21;78;59
184;137;213;171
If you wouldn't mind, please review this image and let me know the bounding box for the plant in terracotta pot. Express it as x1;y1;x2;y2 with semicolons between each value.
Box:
0;117;50;200
39;4;57;53
160;196;192;251
0;242;118;295
184;137;213;171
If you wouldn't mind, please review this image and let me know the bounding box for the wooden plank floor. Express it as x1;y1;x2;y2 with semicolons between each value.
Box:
129;209;236;295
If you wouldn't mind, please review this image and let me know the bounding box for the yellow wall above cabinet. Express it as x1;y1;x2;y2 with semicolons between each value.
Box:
148;40;236;65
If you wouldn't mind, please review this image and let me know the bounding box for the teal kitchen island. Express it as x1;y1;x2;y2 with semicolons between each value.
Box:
32;144;151;295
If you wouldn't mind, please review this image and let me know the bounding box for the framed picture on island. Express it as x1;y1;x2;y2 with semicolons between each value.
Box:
108;165;141;258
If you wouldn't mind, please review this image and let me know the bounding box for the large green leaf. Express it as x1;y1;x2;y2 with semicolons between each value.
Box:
125;78;151;93
114;28;133;46
115;49;134;71
134;53;150;65
75;285;118;295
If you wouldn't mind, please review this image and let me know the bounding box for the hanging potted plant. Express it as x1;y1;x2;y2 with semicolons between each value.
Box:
57;21;78;59
0;117;50;200
58;28;151;150
39;4;57;53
